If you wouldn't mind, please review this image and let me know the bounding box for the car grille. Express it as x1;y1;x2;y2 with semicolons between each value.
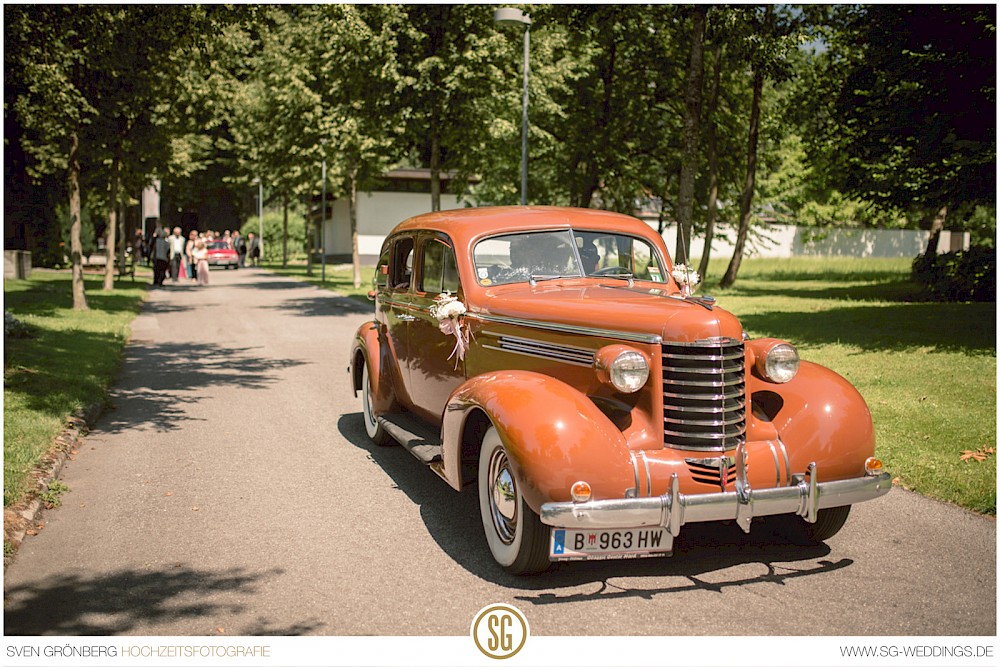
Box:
662;339;746;451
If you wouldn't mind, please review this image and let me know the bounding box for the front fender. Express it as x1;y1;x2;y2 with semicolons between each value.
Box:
752;360;876;482
440;371;636;512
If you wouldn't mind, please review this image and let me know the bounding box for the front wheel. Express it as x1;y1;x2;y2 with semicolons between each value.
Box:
361;363;392;446
478;426;550;574
770;505;852;545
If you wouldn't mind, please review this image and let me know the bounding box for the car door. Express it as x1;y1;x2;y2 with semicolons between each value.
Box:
380;234;418;410
406;233;466;424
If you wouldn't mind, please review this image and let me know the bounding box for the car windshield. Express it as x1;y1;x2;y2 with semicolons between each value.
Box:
208;242;230;250
473;229;665;286
473;230;581;286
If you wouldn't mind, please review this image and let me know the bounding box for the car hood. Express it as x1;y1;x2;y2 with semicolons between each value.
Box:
475;282;744;343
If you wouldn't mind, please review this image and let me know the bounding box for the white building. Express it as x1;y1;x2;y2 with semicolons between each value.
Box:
321;169;470;263
319;171;967;263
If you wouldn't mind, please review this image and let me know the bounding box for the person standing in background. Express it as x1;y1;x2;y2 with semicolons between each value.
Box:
193;239;210;286
185;230;199;282
151;228;170;286
168;227;185;282
232;230;246;268
247;232;260;267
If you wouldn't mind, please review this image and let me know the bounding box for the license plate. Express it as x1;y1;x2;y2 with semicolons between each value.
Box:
550;527;673;560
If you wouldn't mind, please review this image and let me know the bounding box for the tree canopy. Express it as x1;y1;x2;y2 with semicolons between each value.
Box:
5;4;995;298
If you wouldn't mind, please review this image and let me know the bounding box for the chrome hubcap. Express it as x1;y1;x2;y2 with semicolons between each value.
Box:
488;449;518;544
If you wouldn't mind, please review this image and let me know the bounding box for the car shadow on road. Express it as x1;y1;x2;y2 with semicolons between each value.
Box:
337;414;846;603
99;342;307;435
3;565;325;635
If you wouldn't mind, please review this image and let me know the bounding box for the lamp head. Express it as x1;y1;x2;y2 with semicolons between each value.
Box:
494;7;530;27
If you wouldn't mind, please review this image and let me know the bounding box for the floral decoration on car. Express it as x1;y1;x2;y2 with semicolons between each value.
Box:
671;263;701;296
430;292;471;367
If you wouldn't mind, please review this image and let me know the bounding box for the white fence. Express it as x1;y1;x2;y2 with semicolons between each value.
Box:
655;222;969;260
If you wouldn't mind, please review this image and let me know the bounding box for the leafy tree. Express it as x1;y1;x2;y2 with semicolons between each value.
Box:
797;5;996;257
396;6;514;211
529;5;680;211
6;5;104;309
674;6;707;266
719;5;805;289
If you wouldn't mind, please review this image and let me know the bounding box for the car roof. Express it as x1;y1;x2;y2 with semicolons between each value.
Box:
389;206;657;249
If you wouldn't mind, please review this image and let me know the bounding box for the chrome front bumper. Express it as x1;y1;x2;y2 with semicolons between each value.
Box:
540;463;892;536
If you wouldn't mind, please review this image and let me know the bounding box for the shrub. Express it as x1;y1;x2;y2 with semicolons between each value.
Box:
912;246;996;302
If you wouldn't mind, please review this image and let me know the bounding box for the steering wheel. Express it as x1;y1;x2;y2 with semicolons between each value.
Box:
591;266;632;276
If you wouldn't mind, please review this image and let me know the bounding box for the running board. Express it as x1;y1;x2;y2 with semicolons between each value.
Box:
378;413;443;464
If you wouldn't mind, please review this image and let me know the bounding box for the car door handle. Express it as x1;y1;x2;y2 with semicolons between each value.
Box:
398;314;416;322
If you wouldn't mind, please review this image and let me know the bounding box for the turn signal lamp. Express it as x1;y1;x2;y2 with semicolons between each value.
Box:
864;457;884;476
571;481;592;503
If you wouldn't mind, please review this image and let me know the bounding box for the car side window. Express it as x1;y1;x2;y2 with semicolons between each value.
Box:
391;237;415;290
419;239;460;294
375;248;390;288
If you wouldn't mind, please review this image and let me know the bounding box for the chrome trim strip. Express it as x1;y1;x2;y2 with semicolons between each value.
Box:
629;453;641;498
541;469;893;531
777;437;791;485
481;332;596;366
640;451;652;497
470;313;662;344
767;441;781;487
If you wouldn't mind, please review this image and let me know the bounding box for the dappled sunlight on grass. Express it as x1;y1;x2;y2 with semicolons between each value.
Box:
698;257;996;514
3;272;147;506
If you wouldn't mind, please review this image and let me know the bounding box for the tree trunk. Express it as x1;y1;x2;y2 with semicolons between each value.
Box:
430;132;441;212
68;131;88;310
719;67;764;290
282;196;289;269
349;163;361;289
116;201;126;283
697;43;723;280
103;153;120;291
305;190;313;276
923;205;948;259
675;6;707;266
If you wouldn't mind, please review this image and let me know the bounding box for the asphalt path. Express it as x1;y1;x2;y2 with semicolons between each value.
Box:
3;266;995;637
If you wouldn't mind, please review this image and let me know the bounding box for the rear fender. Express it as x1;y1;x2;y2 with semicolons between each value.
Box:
350;321;396;415
751;361;876;482
440;371;636;512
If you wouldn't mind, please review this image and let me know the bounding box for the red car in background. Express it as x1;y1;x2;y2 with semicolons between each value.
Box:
206;241;239;269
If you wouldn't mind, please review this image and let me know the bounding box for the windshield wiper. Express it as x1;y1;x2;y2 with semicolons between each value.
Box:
528;274;578;286
591;271;635;287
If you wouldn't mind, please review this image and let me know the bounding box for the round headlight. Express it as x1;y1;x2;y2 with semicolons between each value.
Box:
763;343;800;383
609;350;649;393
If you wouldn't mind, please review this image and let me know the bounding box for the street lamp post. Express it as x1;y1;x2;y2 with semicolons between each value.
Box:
494;7;531;206
321;139;327;283
254;177;263;265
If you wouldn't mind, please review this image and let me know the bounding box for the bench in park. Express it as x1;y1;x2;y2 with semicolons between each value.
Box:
78;253;136;282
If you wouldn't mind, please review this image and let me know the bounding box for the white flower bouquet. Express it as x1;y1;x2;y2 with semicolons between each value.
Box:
671;264;701;296
430;293;471;367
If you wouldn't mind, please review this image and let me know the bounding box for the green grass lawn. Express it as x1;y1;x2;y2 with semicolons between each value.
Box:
4;270;147;507
704;257;996;515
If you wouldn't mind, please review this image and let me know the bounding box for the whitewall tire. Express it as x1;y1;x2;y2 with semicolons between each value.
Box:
477;426;550;574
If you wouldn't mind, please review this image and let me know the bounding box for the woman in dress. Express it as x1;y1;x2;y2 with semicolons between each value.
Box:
193;239;210;286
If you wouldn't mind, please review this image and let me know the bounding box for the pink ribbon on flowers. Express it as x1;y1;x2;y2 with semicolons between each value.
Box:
439;317;470;368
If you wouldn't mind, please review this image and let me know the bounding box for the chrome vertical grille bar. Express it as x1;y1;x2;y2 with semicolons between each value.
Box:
662;339;746;451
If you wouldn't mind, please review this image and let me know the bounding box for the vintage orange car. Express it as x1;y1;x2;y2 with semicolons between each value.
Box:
350;206;891;574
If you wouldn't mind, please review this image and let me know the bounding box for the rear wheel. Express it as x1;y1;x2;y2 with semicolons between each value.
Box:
771;505;852;545
361;363;392;446
478;426;550;574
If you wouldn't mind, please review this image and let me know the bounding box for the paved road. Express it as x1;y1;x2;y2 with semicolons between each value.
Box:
3;267;996;636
